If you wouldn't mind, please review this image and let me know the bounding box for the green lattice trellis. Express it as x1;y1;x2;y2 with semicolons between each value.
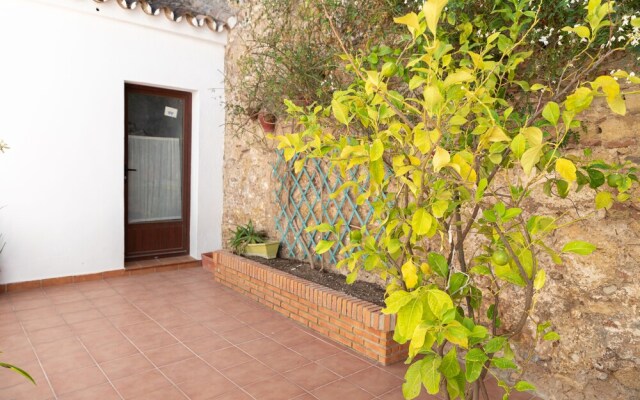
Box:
273;151;375;266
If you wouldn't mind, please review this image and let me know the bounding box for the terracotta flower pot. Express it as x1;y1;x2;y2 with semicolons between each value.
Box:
258;112;276;132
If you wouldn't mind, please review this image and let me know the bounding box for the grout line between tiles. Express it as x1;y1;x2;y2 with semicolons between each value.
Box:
76;339;126;400
18;320;58;400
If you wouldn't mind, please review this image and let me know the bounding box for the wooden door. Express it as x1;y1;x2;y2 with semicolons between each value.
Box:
124;84;191;261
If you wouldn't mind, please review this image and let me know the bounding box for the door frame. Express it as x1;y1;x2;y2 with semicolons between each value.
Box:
124;83;192;261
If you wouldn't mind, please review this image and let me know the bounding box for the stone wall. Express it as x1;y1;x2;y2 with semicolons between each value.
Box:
223;18;640;398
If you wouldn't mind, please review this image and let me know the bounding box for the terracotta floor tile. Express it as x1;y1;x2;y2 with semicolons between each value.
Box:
317;351;372;376
1;379;56;400
145;343;194;367
57;382;121;400
153;311;195;329
15;306;58;321
200;346;255;370
68;317;114;335
0;321;24;337
82;287;119;299
22;315;67;332
176;372;237;400
11;296;52;311
61;309;104;325
112;369;173;399
221;360;278;386
284;362;340;390
251;316;298;336
96;302;137;317
237;337;286;357
183;333;232;354
35;337;86;359
39;347;97;373
218;326;265;345
200;315;246;333
48;364;107;395
86;337;139;363
108;310;151;327
350;366;404;396
211;387;254;400
79;325;125;346
161;357;217;384
130;385;188;400
100;352;155;381
0;361;44;389
167;322;213;342
311;378;375;400
54;299;95;314
129;331;178;352
47;291;86;305
0;345;38;366
287;339;342;360
235;309;276;324
0;331;32;350
28;324;75;345
257;348;312;373
379;358;411;377
244;377;306;400
119;320;166;339
377;387;444;399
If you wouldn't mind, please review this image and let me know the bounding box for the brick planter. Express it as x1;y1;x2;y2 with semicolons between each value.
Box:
202;250;408;365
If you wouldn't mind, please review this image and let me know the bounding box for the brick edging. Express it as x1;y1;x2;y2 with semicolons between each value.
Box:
202;250;408;365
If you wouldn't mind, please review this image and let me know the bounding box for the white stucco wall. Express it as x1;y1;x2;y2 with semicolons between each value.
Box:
0;0;227;284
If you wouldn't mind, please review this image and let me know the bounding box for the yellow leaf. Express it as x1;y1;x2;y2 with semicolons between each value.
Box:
595;191;613;210
487;126;511;142
370;139;384;161
555;158;577;182
423;85;444;114
444;69;474;88
422;0;448;35
451;153;477;183
521;144;543;175
433;147;450;172
534;269;546;291
414;127;432;154
402;260;419;289
394;12;420;36
607;94;626;116
331;99;349;125
412;208;433;236
521;127;543;146
420;263;432;275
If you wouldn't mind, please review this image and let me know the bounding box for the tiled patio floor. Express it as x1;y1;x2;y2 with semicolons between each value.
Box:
0;268;537;400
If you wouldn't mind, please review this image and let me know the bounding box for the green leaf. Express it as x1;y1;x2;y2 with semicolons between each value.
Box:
421;354;443;394
476;178;488;201
543;331;561;341
370;139;384;161
491;357;518;370
395;299;424;344
510;134;526;159
331;99;350;125
383;290;412;314
561;240;596;255
515;381;537;392
484;336;507;353
542;102;560;126
315;240;335;255
465;348;488;382
427;252;449;278
402;359;424;399
555;158;577;182
595;191;613;210
432;200;449;219
412;208;434;236
0;363;35;385
439;347;461;378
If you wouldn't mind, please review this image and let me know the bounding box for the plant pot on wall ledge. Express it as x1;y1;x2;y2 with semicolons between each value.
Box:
244;241;280;259
258;112;276;132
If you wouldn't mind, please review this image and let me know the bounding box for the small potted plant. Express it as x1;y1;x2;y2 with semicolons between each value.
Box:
229;221;280;259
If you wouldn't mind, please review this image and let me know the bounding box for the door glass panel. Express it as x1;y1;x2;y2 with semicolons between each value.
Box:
127;92;184;223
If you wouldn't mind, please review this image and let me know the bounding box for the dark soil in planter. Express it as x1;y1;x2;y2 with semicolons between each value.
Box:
244;256;386;307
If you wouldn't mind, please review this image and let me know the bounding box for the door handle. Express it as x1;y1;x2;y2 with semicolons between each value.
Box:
127;168;137;172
